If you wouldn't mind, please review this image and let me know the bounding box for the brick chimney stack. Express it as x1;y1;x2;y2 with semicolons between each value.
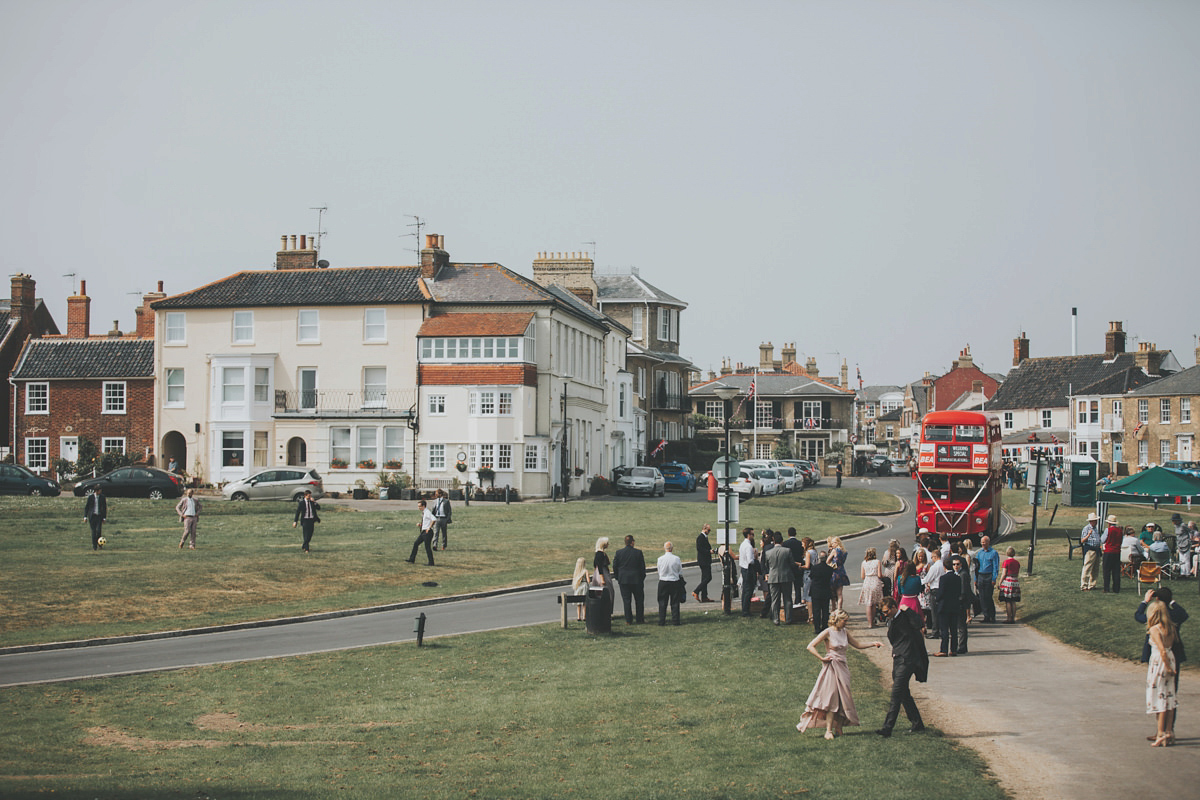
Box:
1013;332;1029;367
9;273;35;332
1104;321;1127;359
781;342;796;366
841;359;849;389
275;234;318;270
530;249;597;306
759;342;774;372
1133;341;1165;376
420;234;451;280
137;280;166;339
805;357;819;379
67;280;91;338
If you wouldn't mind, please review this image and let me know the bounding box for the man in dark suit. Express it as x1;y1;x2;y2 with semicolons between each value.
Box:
808;550;834;634
877;596;928;737
612;534;647;624
292;490;321;553
432;489;452;550
83;486;107;550
952;554;974;654
933;555;961;657
694;524;714;602
782;527;806;616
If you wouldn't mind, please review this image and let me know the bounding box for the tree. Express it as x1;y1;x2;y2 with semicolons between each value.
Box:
772;439;794;460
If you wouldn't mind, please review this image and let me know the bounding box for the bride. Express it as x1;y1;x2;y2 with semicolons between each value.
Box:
796;609;881;739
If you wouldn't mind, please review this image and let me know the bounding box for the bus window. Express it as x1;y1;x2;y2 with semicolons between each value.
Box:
925;425;954;442
953;476;987;497
922;473;950;500
956;425;985;442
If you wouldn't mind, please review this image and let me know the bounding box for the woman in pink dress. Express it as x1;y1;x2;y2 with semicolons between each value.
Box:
796;609;882;739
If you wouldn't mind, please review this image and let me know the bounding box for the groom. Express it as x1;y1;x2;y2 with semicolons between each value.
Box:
876;596;928;737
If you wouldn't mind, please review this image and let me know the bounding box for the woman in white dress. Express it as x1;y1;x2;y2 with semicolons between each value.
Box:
571;557;590;621
1145;600;1178;746
858;547;885;628
796;609;882;739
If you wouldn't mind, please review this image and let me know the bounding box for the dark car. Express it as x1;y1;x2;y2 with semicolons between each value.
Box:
73;466;184;499
659;462;697;492
0;463;62;496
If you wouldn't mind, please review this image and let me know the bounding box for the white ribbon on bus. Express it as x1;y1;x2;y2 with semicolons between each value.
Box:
915;472;991;534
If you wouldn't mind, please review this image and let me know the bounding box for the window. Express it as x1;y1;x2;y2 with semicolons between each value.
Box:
300;368;317;411
330;428;351;465
222;431;244;467
102;437;125;455
525;444;547;471
1138;399;1149;424
1090;440;1099;459
886;425;895;439
363;367;386;407
1040;410;1052;428
1182;398;1191;423
631;307;643;341
798;438;826;460
428;444;446;471
1113;399;1122;418
1003;412;1013;430
1090;401;1099;423
1138;439;1149;465
619;384;628;418
383;427;404;467
25;438;48;471
866;404;876;418
636;367;645;397
755;442;772;459
222;368;245;403
754;401;772;429
498;444;512;471
103;382;126;414
253;431;269;467
297;309;319;343
419;336;527;362
165;312;186;344
705;400;724;422
498;392;513;415
254;367;270;403
357;428;377;466
1077;400;1088;425
428;394;446;415
233;311;254;343
1160;398;1171;424
364;308;386;342
659;308;672;342
1160;439;1171;464
165;369;184;406
802;401;822;425
25;383;48;414
470;444;495;469
469;390;512;416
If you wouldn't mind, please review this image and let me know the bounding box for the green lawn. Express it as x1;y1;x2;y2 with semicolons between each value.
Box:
1;488;896;647
0;617;1004;800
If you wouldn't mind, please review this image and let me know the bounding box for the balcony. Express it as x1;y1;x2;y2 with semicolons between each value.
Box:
652;392;691;412
274;389;417;418
1103;414;1124;433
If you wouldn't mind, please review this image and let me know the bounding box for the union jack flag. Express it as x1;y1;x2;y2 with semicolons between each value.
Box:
857;367;862;389
746;378;756;401
805;417;819;429
1050;433;1060;445
1133;422;1144;436
650;439;667;458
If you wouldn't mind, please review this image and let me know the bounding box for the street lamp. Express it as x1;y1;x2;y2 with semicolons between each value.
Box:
712;383;740;615
560;374;572;501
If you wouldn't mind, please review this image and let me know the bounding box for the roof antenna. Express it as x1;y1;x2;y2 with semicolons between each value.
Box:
63;272;77;295
404;214;425;255
310;206;328;253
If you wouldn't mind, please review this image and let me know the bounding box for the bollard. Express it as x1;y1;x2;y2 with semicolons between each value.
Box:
505;486;510;504
414;612;427;646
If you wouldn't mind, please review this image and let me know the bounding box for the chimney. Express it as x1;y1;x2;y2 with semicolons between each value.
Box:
1013;332;1029;366
759;342;774;372
841;360;849;389
137;280;166;339
972;379;984;395
805;357;819;379
275;233;318;270
530;249;597;307
1071;307;1078;356
67;279;91;338
420;233;451;280
781;342;796;365
1104;321;1126;358
955;346;975;370
719;357;732;377
9;273;36;332
107;320;122;338
1134;342;1165;376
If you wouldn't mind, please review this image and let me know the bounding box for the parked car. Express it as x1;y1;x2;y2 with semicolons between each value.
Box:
223;468;325;501
616;466;666;496
0;463;62;496
73;466;184;499
751;468;780;496
868;454;891;475
774;466;799;493
781;459;815;485
880;457;911;476
659;462;697;492
733;468;760;500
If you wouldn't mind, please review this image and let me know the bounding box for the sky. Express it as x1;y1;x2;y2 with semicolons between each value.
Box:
3;0;1198;387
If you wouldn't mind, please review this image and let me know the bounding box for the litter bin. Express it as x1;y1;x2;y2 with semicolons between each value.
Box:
585;590;612;634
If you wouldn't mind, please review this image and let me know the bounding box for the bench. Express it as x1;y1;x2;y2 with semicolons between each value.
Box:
1066;532;1081;560
557;592;587;628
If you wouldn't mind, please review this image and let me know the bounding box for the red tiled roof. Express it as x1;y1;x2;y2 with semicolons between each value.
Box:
417;312;535;337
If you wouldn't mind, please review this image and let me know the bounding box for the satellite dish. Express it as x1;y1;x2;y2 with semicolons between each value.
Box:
317;259;330;268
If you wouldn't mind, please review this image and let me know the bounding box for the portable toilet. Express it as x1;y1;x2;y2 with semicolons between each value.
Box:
1063;455;1097;507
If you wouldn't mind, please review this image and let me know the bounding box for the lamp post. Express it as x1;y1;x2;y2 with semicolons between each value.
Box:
560;375;572;501
712;384;740;615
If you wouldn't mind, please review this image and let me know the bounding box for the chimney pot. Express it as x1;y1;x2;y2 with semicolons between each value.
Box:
290;235;297;250
281;235;288;250
300;234;307;249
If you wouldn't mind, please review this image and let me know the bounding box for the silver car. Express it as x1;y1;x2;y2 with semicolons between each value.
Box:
223;468;325;501
617;466;665;497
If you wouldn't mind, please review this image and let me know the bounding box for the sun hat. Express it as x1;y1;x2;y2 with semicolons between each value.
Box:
1087;512;1099;522
1106;514;1118;524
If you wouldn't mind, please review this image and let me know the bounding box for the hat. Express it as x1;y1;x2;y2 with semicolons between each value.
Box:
1106;514;1118;525
1147;522;1157;530
1087;512;1099;522
918;527;930;534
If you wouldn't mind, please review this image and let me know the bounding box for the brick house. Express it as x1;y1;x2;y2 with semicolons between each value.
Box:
1;274;60;453
10;280;154;474
927;346;1000;412
1123;363;1200;468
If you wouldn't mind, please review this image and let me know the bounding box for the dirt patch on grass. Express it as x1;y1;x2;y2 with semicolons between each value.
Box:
194;711;319;732
85;725;224;751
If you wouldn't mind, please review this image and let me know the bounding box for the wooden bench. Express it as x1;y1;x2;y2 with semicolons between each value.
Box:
557;592;587;628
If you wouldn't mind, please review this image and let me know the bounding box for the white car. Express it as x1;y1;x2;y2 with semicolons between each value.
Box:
774;466;799;493
752;468;780;495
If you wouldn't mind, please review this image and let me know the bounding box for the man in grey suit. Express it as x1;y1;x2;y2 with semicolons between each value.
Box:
766;531;795;625
612;534;647;624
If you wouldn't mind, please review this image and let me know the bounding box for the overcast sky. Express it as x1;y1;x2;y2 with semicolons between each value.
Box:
4;0;1197;386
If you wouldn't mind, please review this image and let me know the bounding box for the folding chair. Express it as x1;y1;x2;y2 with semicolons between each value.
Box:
1150;547;1176;579
1137;562;1162;592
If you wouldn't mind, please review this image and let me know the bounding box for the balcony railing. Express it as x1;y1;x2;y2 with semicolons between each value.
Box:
274;389;417;416
652;392;691;411
1103;414;1124;433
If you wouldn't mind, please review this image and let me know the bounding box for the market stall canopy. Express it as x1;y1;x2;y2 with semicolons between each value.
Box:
1098;466;1200;505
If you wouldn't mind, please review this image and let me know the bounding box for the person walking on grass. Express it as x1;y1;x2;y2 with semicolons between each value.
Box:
694;524;714;603
175;488;201;550
876;596;928;738
292;489;320;553
796;609;881;739
406;499;436;565
84;486;107;551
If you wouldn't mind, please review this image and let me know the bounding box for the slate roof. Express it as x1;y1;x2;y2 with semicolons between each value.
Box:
690;373;853;398
877;408;903;422
857;385;903;403
595;273;687;308
425;263;548;304
12;338;154;380
1075;366;1159;397
985;353;1140;410
418;312;535;337
628;340;697;370
152;267;426;308
1127;364;1200;397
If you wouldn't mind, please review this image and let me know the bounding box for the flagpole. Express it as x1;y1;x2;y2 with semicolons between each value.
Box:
753;368;758;460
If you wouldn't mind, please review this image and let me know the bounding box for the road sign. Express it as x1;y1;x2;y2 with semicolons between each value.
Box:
712;456;740;481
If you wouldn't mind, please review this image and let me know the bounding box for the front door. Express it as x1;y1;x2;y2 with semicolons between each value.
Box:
60;437;79;467
1180;436;1194;462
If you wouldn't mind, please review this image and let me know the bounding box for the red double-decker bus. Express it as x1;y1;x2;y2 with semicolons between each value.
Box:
915;410;1002;542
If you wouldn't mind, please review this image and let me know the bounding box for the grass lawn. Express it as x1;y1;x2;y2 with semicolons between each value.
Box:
0;616;1004;800
1;488;898;647
1000;492;1198;667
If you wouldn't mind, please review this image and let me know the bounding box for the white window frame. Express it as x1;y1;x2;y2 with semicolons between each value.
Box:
1182;398;1191;424
428;394;446;415
254;367;270;403
704;400;723;422
357;427;378;467
498;444;512;471
1003;411;1013;430
525;443;547;471
165;312;186;344
754;401;772;429
103;381;127;414
1160;398;1171;424
631;307;643;341
363;367;386;408
1040;409;1052;428
253;430;269;468
383;427;404;468
1160;438;1171;464
222;368;245;404
419;336;525;363
802;400;822;425
222;430;245;467
101;437;126;455
297;309;320;343
165;368;185;407
364;308;387;343
25;437;48;471
330;427;352;466
25;382;48;414
233;311;254;344
428;443;446;471
1138;399;1149;424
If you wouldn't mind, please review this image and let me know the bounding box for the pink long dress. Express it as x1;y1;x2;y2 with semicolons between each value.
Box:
796;627;860;731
